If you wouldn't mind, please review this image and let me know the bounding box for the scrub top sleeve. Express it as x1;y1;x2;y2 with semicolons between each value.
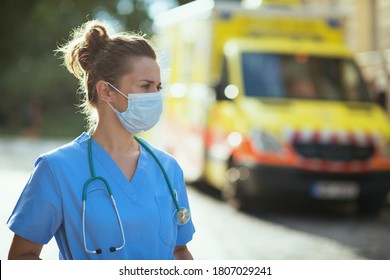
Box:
7;156;63;245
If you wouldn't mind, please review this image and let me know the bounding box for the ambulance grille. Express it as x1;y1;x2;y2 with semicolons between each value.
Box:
292;143;375;161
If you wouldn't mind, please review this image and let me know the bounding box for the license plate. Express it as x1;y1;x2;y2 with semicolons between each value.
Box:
311;181;360;200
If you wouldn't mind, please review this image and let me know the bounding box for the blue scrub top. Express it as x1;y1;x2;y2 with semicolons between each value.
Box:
7;132;195;260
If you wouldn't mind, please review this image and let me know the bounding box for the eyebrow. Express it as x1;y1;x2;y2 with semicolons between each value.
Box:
139;79;158;83
139;79;162;86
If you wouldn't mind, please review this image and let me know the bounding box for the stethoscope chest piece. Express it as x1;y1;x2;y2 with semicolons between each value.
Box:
173;207;190;225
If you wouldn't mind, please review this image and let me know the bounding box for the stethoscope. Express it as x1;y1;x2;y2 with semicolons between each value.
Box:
82;136;190;254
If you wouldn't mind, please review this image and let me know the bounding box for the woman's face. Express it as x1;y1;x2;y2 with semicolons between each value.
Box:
111;56;162;112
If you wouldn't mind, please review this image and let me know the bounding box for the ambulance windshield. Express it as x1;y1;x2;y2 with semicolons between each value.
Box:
242;52;371;102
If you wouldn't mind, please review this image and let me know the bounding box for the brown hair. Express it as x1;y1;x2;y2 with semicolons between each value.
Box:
56;20;157;128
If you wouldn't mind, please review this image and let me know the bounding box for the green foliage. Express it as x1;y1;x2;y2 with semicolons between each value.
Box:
0;0;193;138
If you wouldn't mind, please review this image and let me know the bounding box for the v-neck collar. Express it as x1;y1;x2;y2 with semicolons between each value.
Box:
88;136;147;202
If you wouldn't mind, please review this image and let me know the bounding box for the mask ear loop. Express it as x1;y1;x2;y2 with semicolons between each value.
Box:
107;82;128;99
106;100;119;113
105;82;129;114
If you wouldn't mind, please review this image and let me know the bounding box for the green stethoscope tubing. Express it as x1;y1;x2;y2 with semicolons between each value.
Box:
82;137;126;254
134;136;190;224
134;135;181;211
82;137;112;200
82;136;182;211
82;136;190;254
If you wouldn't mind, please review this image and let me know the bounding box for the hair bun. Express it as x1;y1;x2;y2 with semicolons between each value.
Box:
78;23;109;71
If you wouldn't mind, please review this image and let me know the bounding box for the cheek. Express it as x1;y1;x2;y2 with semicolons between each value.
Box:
109;95;128;113
115;100;129;113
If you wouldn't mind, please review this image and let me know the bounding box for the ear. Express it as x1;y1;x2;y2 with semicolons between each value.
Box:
96;80;114;102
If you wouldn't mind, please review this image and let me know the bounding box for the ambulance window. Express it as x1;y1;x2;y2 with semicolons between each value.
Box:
342;60;371;102
283;55;317;99
315;58;341;100
242;52;371;102
314;57;370;102
242;53;285;98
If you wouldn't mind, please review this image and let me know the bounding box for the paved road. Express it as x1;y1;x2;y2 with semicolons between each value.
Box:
1;137;389;260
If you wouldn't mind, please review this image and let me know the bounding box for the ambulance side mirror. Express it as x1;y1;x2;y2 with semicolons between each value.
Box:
214;58;234;101
376;90;387;111
215;84;240;101
215;83;230;101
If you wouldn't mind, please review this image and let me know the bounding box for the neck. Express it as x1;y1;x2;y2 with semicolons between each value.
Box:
91;117;137;155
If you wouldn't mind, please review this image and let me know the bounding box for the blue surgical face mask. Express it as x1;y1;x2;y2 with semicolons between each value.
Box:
106;82;163;134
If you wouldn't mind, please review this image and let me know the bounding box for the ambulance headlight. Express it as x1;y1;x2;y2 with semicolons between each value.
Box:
251;130;282;153
227;132;243;147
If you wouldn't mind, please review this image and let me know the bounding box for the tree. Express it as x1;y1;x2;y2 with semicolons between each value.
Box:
0;0;192;137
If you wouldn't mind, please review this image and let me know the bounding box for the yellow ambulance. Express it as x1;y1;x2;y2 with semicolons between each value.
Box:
152;0;390;214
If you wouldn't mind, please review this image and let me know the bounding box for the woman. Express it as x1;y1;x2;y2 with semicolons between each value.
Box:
7;20;195;260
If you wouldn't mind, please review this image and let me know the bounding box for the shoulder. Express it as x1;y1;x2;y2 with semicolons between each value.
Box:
136;136;181;169
35;132;89;167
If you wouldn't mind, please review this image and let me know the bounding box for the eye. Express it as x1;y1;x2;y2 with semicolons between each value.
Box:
140;82;162;92
142;84;151;90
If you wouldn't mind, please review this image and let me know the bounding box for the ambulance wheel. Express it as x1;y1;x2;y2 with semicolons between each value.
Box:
357;196;385;216
223;161;253;211
222;180;242;210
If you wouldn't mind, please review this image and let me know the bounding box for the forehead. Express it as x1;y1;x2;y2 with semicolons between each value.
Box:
121;56;160;82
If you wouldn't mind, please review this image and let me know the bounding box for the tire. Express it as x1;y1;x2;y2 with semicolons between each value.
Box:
222;160;254;211
357;195;386;216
